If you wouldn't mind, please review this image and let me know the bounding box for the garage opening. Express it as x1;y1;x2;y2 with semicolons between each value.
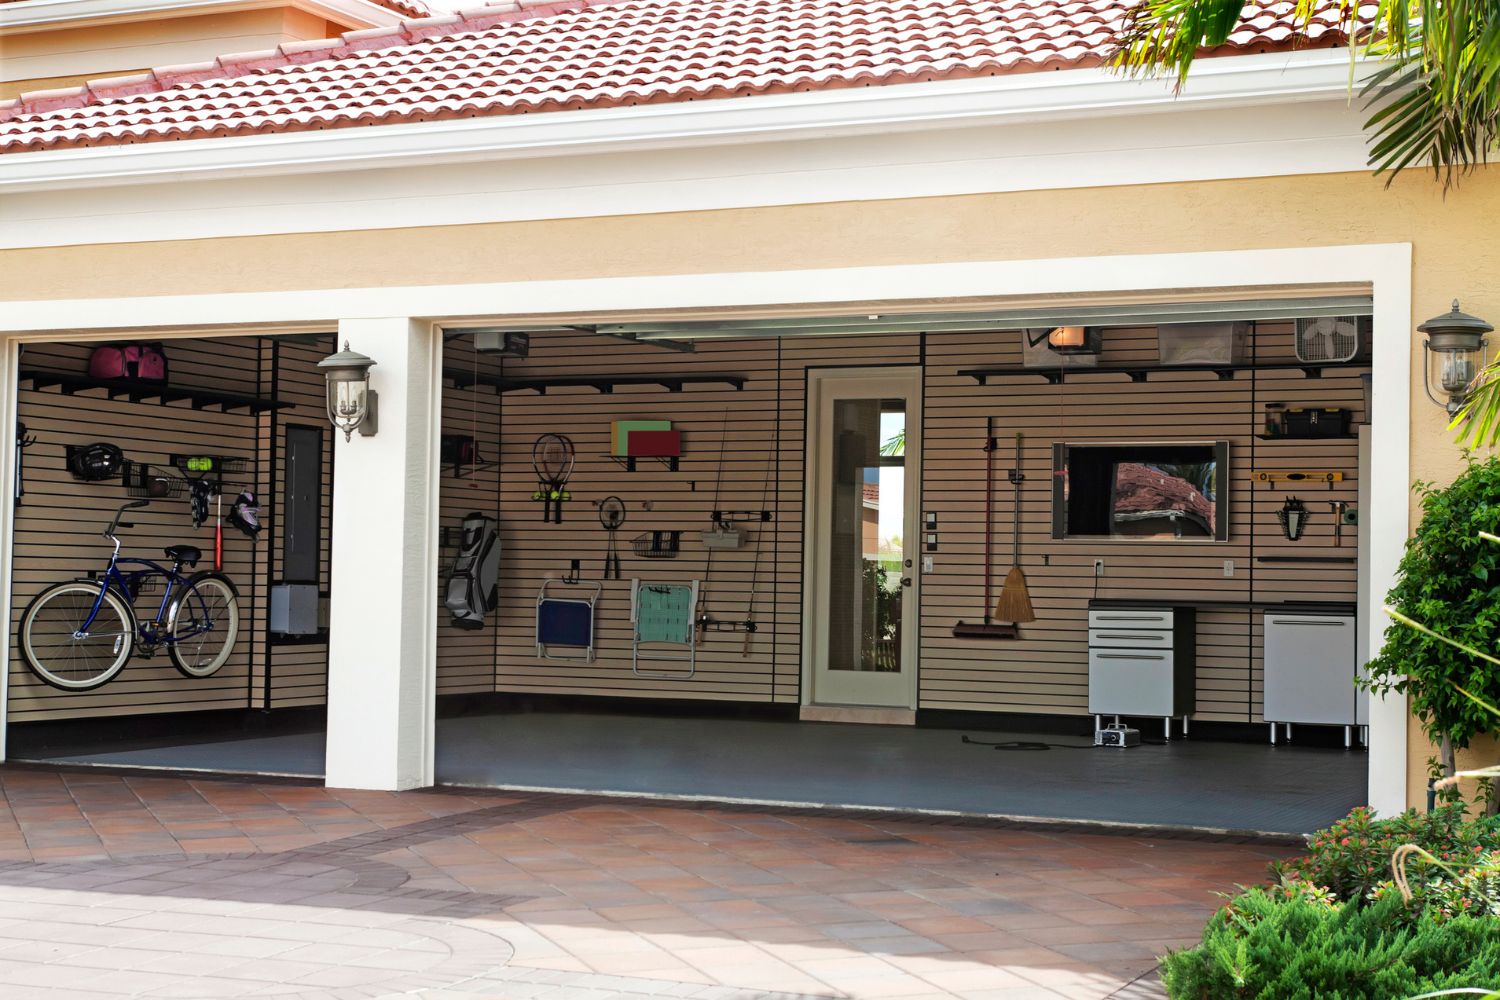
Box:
6;334;334;778
431;305;1374;835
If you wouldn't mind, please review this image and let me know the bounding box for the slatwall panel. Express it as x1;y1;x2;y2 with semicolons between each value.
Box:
8;335;331;723
921;323;1364;722
260;338;335;710
436;337;506;696
433;324;1362;723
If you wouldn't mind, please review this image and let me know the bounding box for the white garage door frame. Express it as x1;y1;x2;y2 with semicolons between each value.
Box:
0;242;1412;812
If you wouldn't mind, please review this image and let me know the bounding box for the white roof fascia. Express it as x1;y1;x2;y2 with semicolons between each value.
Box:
0;48;1371;194
0;0;403;30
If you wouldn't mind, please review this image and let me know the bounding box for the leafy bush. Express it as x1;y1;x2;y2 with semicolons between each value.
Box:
1160;886;1500;999
1270;805;1500;903
1371;850;1500;924
1367;456;1500;786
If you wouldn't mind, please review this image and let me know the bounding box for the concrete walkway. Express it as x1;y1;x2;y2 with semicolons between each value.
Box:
0;768;1293;999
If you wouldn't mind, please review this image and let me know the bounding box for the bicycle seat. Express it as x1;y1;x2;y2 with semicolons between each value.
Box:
164;545;201;567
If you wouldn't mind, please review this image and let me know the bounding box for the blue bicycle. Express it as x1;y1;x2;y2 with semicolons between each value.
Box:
19;499;241;691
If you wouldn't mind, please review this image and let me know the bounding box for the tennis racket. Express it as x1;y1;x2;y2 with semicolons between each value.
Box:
531;433;576;523
599;495;625;578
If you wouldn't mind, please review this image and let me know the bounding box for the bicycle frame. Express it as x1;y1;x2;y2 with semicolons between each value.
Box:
73;506;213;645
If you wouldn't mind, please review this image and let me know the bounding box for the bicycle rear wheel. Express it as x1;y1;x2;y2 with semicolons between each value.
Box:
167;572;240;678
20;583;135;691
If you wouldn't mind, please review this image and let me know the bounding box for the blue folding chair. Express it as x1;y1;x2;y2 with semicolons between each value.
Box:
536;579;601;662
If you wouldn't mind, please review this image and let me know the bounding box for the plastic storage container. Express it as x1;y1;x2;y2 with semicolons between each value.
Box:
1157;322;1248;366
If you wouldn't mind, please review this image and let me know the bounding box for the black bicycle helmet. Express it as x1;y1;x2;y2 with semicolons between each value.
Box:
228;490;261;538
67;443;124;482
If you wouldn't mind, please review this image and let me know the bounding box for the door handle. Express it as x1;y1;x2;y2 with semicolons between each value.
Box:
901;576;912;588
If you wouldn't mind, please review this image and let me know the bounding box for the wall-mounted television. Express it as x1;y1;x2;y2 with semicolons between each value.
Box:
1051;441;1229;542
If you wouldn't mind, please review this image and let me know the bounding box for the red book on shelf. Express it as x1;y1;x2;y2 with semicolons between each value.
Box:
627;430;682;457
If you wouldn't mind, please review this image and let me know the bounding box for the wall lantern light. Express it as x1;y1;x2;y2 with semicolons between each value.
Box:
1277;495;1310;542
1046;326;1102;355
1419;300;1492;416
318;341;378;442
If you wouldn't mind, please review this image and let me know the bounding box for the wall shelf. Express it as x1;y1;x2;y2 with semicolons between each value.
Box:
606;455;680;472
958;359;1369;386
1254;433;1359;441
1255;555;1357;564
18;369;289;415
447;371;745;395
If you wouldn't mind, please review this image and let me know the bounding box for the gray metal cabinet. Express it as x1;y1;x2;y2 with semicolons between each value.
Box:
1087;607;1196;726
1263;612;1357;729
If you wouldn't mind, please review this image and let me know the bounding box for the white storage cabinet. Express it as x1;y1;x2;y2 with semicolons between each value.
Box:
1262;611;1358;745
1087;606;1196;738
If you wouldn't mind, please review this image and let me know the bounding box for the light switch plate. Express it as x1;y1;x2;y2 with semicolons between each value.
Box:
921;555;934;574
1223;560;1235;577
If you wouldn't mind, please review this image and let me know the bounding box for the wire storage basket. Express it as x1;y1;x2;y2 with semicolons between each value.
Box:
632;530;681;559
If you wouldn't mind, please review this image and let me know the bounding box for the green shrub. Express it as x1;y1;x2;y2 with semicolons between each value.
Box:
1271;805;1500;902
1160;886;1500;999
1366;456;1500;795
1371;850;1500;924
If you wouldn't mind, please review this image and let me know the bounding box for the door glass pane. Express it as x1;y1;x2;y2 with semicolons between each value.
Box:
827;398;905;673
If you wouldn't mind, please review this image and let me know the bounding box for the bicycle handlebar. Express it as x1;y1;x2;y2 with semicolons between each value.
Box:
104;499;150;539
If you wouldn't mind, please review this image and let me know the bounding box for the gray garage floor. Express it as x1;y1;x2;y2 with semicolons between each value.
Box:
15;711;1367;835
434;712;1366;836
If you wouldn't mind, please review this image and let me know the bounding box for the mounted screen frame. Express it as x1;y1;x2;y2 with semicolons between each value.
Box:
1051;440;1230;543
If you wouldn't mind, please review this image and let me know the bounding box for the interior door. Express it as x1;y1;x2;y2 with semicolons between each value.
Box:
805;368;921;708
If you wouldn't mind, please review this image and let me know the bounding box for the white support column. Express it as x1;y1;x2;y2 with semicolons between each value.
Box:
325;317;440;790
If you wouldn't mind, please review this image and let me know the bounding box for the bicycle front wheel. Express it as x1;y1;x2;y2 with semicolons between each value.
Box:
20;582;135;691
167;572;240;678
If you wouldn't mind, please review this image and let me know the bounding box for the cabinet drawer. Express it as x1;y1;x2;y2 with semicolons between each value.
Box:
1088;648;1176;716
1089;609;1173;630
1089;627;1173;650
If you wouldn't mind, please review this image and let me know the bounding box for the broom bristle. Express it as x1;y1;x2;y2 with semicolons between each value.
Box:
993;567;1036;623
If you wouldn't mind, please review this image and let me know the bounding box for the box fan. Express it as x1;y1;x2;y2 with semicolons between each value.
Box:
1295;316;1361;363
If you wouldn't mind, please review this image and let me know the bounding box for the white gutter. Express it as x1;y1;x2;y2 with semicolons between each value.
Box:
0;48;1370;193
0;0;403;31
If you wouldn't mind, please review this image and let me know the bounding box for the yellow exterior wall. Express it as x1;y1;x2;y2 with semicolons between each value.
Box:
7;165;1499;808
0;8;337;97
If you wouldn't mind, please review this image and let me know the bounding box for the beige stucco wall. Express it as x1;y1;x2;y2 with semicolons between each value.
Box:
7;165;1499;808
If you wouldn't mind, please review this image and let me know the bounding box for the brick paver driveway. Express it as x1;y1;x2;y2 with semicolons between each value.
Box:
0;768;1292;999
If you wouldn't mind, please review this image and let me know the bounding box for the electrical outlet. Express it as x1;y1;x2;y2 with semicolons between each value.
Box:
921;555;934;574
1223;560;1235;577
1093;559;1105;577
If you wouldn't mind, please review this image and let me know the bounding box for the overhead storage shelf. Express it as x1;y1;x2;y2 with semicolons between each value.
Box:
17;369;290;414
958;359;1370;386
446;371;746;395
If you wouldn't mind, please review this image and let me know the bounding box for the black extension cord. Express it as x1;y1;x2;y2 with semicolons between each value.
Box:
960;734;1170;751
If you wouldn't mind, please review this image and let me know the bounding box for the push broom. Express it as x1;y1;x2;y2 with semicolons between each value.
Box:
953;420;1028;639
993;432;1036;625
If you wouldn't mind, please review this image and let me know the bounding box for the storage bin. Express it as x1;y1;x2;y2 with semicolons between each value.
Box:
1283;407;1352;438
1157;322;1248;366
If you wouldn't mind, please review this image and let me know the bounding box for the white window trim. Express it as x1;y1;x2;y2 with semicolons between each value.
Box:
0;242;1413;814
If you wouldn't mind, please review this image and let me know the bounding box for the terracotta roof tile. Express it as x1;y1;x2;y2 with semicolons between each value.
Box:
0;0;1353;154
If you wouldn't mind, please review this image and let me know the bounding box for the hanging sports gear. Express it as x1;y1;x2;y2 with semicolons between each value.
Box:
445;513;501;630
228;491;261;539
531;433;575;523
599;496;625;579
66;443;125;482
